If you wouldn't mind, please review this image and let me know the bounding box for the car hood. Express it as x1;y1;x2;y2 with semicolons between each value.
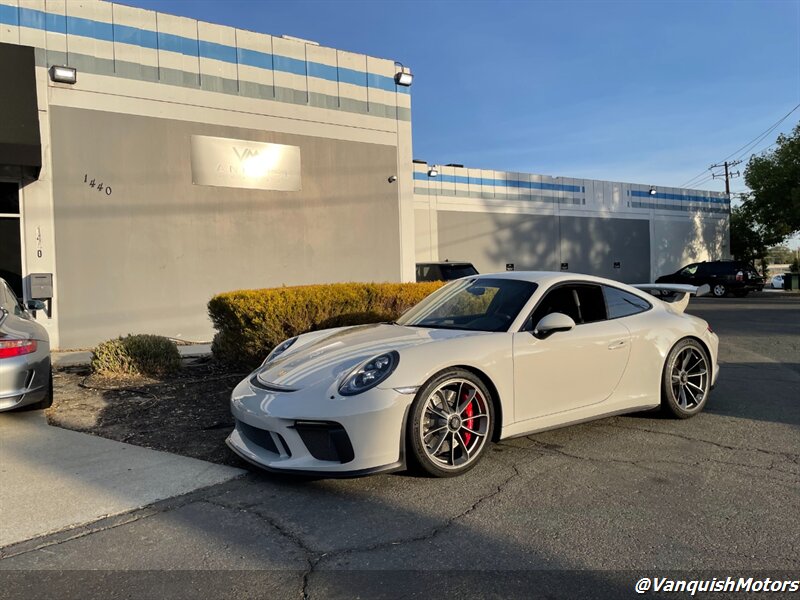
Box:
255;323;487;389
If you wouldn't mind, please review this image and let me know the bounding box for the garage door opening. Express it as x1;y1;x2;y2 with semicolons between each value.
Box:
0;181;22;299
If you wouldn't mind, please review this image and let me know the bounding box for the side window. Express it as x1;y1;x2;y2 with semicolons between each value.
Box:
416;266;440;282
528;284;607;329
604;286;651;319
697;263;718;276
680;264;699;277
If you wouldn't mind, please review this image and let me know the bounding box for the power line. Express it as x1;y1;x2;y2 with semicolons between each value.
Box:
679;102;800;189
681;172;713;189
685;174;715;189
748;139;779;157
721;102;800;163
680;167;715;188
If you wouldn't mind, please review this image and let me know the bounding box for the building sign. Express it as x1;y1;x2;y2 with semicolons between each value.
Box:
506;263;514;271
190;135;301;191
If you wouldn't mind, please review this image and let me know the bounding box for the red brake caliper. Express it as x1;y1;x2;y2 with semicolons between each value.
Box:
463;392;475;446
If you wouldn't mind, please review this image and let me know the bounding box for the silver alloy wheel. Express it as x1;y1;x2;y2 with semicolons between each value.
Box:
713;284;726;297
669;346;709;410
418;377;490;470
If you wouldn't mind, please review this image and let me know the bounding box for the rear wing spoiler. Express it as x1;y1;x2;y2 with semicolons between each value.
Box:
632;284;710;313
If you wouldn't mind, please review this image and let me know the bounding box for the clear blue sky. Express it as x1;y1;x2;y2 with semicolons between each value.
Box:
121;0;799;196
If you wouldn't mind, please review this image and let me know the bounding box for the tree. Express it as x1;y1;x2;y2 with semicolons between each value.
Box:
729;205;769;266
766;244;795;264
743;122;800;243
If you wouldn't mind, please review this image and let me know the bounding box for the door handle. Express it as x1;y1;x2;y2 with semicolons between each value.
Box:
607;339;627;350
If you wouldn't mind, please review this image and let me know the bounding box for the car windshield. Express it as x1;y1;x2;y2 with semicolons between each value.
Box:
397;278;537;332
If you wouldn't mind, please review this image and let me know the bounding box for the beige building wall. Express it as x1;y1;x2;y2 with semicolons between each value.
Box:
0;0;415;348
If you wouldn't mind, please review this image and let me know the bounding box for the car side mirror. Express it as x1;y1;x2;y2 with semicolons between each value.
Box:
27;300;46;311
533;312;576;339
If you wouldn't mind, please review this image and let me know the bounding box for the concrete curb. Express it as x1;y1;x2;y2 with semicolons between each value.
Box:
53;343;212;368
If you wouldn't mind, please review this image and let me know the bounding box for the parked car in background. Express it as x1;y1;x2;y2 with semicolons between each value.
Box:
416;261;478;282
656;260;764;297
0;278;52;412
771;274;784;289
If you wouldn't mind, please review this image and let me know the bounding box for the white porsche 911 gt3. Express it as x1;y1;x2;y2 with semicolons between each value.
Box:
227;272;719;478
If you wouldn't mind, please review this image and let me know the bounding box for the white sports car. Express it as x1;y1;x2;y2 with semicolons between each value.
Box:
227;272;719;478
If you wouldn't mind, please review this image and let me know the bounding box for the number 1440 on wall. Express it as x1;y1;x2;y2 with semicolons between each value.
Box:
83;174;112;196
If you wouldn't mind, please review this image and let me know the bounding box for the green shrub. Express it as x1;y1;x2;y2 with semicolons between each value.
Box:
208;281;445;368
91;334;181;377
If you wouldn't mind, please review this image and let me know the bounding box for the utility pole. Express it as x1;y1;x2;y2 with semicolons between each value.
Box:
710;160;742;197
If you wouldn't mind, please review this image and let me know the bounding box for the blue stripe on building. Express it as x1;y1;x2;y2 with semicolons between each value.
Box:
0;5;408;94
630;190;727;204
412;172;583;193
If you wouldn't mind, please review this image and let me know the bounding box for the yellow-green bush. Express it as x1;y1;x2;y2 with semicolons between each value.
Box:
208;282;444;367
91;334;181;377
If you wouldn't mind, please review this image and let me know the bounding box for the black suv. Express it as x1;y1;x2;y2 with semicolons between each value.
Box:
416;262;478;282
656;260;765;297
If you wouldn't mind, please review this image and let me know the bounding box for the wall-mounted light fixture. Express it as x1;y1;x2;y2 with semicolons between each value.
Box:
49;65;77;84
387;175;397;183
394;62;413;87
427;166;439;178
649;187;657;196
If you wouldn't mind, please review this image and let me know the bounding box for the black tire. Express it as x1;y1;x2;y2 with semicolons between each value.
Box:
661;338;711;419
712;284;727;298
406;368;495;478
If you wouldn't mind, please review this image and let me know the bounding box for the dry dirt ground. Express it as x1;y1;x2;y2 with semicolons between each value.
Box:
47;357;250;468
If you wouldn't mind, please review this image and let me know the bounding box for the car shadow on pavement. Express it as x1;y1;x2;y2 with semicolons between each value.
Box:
625;361;800;428
702;361;800;427
0;445;639;599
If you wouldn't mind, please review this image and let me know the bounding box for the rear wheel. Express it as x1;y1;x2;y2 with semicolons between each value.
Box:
712;284;727;297
407;369;494;477
661;339;710;418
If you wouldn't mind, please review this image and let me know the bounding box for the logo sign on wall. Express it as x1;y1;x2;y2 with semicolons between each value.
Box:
190;135;301;191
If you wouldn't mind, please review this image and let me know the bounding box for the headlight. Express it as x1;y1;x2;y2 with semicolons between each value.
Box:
262;337;297;366
338;351;399;396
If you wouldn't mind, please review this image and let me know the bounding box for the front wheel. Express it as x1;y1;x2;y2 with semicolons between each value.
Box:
712;284;727;297
407;369;494;477
661;339;711;418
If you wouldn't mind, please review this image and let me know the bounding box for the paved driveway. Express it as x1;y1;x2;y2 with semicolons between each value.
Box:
0;412;243;547
1;295;798;598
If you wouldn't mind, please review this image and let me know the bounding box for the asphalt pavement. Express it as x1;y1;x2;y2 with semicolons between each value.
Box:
1;294;798;599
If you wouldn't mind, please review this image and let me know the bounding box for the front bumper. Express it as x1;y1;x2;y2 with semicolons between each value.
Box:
227;375;413;476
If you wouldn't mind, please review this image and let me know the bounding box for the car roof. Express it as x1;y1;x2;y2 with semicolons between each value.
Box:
416;262;473;266
472;270;648;291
